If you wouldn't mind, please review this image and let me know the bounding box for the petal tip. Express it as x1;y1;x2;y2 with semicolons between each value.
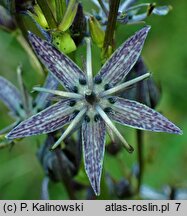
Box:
91;182;101;196
176;127;183;135
145;25;151;31
140;25;151;36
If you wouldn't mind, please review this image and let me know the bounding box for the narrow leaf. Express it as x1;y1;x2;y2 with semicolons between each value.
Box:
94;26;150;87
107;97;182;134
28;32;86;92
82;115;106;195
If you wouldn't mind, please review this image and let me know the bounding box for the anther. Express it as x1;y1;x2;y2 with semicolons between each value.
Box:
94;76;102;84
84;115;90;122
74;109;79;116
94;114;100;122
69;100;76;107
104;83;110;90
104;107;112;113
79;78;87;85
72;86;78;93
108;97;116;104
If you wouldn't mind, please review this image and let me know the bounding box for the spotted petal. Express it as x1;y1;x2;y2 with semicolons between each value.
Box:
34;73;59;109
95;26;150;87
106;97;182;134
0;76;23;117
28;32;86;91
7;99;77;138
82;116;106;195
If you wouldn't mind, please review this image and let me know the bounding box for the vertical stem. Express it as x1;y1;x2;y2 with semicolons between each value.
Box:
136;58;145;193
55;147;76;199
103;0;120;58
136;129;143;193
37;0;57;28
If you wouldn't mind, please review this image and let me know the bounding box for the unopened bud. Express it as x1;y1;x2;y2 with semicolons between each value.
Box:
89;16;105;48
30;4;49;30
52;32;76;54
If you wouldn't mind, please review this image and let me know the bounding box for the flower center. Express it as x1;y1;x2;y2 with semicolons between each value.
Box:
85;91;97;105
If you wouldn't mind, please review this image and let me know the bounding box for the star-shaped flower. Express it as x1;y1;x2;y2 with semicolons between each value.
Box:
7;26;182;195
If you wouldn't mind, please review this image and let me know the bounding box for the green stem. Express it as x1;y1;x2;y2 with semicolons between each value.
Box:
136;129;144;193
37;0;57;28
103;0;120;58
55;0;66;24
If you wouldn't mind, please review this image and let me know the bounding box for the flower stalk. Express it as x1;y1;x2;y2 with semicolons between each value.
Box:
103;0;121;61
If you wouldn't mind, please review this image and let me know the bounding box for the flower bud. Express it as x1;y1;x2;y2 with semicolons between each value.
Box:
52;31;76;54
70;3;86;45
29;4;49;30
89;16;105;48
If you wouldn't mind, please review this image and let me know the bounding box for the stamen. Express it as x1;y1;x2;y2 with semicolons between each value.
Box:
33;87;83;99
104;83;111;90
100;73;150;97
94;114;100;122
73;109;80;116
79;78;87;85
84;115;90;122
108;97;116;104
69;100;76;107
104;107;112;113
94;76;102;84
96;105;134;153
72;86;78;93
51;107;87;149
85;37;93;90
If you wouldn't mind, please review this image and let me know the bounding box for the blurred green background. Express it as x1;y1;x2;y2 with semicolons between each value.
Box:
0;0;187;199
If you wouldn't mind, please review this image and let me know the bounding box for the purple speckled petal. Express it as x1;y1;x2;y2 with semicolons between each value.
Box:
7;99;77;138
0;76;22;117
95;26;150;87
82;116;106;195
28;32;86;91
35;73;59;109
107;97;182;134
